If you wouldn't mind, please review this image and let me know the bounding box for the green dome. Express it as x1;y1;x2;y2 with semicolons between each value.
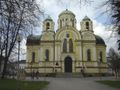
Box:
82;16;91;21
27;34;41;40
59;9;75;17
27;34;41;45
44;16;53;21
95;35;105;45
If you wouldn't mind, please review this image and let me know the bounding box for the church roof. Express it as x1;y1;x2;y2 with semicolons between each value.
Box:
44;16;53;21
27;34;41;45
59;9;75;17
83;16;91;21
27;34;105;45
27;34;41;40
95;35;105;45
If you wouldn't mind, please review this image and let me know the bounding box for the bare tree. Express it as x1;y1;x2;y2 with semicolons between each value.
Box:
0;0;43;78
56;0;92;7
102;0;120;49
108;48;120;78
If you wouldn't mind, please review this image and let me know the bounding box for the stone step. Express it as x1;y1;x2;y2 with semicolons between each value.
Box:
56;73;82;78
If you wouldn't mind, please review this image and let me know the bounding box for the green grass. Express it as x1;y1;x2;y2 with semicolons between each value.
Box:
97;80;120;88
0;79;49;90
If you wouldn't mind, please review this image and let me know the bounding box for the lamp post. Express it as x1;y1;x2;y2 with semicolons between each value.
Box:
17;34;22;90
17;34;22;79
53;31;55;72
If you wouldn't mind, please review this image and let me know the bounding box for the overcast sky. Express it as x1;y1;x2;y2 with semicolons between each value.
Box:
21;0;117;60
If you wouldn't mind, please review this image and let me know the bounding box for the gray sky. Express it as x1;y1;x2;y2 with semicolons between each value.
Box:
20;0;117;60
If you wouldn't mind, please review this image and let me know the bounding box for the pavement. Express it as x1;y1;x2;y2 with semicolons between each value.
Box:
25;77;120;90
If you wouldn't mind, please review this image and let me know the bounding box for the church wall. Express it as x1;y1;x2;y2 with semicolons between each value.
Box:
79;42;102;74
27;45;40;63
96;45;108;73
26;38;107;74
55;42;61;61
40;42;54;61
75;42;82;61
72;42;82;73
96;45;106;63
82;42;96;62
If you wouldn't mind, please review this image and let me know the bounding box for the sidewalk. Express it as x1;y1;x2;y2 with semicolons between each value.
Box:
41;77;120;90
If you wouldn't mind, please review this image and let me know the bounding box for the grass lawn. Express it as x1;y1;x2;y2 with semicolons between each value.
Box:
97;80;120;88
0;79;49;90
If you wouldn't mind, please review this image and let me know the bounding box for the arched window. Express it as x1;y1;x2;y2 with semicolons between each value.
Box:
63;39;67;53
46;22;50;30
60;20;62;28
45;49;49;61
69;39;73;52
66;18;68;21
66;33;69;38
62;19;64;26
87;49;91;61
71;19;74;27
32;52;35;63
86;22;89;30
100;51;103;62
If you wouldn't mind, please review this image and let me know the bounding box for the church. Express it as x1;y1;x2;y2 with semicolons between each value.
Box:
25;9;108;75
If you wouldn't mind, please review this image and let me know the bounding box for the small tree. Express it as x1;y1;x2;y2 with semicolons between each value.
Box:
108;48;120;78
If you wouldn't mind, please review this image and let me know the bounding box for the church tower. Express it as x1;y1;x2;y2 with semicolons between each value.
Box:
43;16;54;32
80;16;93;32
58;9;76;29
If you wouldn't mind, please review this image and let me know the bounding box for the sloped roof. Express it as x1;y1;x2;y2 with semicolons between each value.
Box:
82;16;91;21
27;34;41;45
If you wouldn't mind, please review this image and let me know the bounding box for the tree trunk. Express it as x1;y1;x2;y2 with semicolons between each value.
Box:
1;57;8;79
0;57;1;73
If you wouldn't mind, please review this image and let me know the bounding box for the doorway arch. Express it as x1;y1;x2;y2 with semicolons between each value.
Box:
64;56;72;72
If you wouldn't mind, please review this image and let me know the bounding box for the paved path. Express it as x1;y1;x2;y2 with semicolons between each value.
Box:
41;77;119;90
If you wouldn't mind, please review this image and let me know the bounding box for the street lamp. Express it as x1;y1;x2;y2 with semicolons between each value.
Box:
53;31;55;72
17;34;22;79
16;34;22;90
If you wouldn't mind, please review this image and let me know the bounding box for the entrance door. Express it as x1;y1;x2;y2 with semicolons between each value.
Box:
64;56;72;72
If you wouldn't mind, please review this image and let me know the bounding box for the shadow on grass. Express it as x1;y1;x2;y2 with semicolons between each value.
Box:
0;79;49;90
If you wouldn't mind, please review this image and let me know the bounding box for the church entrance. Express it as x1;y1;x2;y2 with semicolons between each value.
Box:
64;56;72;73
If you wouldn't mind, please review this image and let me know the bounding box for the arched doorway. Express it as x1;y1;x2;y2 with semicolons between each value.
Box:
64;56;72;73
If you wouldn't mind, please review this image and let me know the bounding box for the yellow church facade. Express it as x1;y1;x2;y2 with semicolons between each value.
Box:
26;9;107;75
